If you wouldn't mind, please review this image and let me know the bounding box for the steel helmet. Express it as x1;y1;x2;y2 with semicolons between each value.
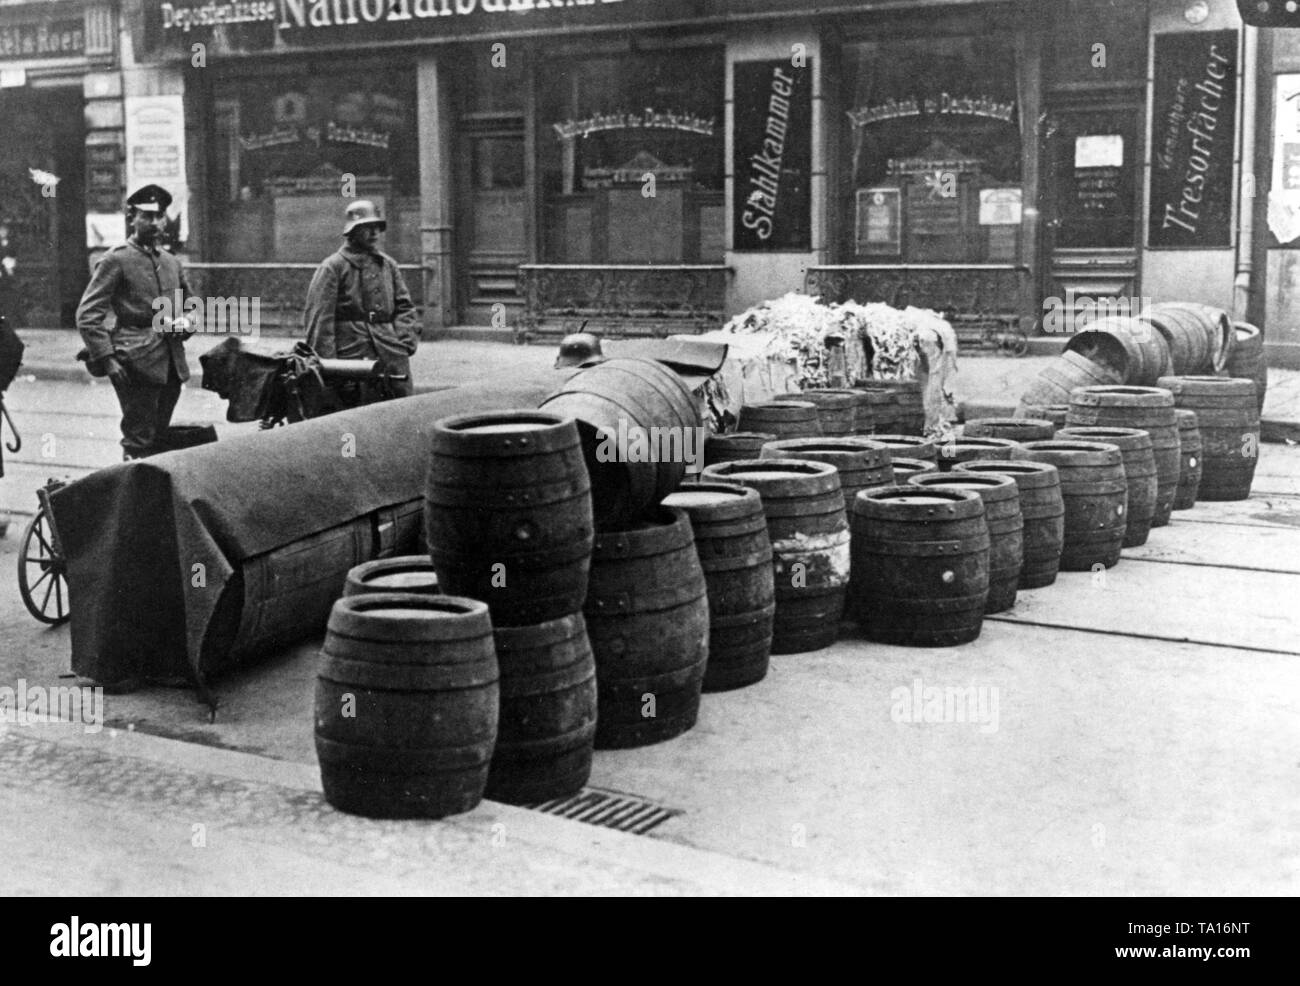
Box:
342;200;387;235
555;332;604;369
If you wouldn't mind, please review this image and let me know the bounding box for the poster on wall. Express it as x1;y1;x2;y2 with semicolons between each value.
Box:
1148;30;1238;249
732;58;812;251
855;187;901;254
124;94;188;243
1268;73;1300;244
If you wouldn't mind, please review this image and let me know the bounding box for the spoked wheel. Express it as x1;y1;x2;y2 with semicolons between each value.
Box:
19;507;70;625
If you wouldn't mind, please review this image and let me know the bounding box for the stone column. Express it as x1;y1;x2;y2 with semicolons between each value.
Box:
418;56;457;335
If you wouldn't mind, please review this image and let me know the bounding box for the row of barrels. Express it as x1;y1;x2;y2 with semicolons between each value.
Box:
731;379;926;444
1022;301;1268;414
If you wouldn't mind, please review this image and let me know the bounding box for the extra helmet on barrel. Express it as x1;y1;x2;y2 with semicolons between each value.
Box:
554;332;604;369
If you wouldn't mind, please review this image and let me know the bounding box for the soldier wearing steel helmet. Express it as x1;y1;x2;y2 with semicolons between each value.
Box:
303;200;418;402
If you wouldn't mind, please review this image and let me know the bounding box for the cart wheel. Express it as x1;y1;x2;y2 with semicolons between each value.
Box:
1004;331;1030;358
18;507;70;625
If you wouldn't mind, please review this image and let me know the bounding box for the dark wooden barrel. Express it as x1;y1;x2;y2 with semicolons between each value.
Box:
891;457;939;483
853;387;896;433
738;401;823;440
1143;302;1233;375
1065;315;1172;386
848;485;990;646
540;358;702;529
1173;409;1203;510
1064;385;1180;528
1011;440;1128;570
1019;351;1123;410
314;593;498;819
1015;403;1070;429
663;482;775;692
1155;376;1260;501
909;473;1022;614
1226;322;1267;413
954;460;1064;589
1058;426;1158;548
700;459;850;654
963;417;1055;442
486;612;597;804
759;436;894;507
584;507;709;748
345;556;441;597
704;431;776;467
937;436;1022;472
791;389;861;436
862;381;924;434
872;434;938;461
425;410;593;626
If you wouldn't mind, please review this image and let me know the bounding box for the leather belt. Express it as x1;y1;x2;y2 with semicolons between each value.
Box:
337;309;393;323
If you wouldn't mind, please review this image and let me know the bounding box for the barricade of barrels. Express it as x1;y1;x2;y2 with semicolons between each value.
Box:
310;359;1260;822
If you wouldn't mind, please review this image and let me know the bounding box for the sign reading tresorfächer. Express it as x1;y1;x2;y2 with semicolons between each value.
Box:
1148;30;1238;249
733;59;812;252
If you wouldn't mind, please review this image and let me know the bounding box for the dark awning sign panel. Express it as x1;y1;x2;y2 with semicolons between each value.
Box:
1149;30;1238;249
732;58;813;252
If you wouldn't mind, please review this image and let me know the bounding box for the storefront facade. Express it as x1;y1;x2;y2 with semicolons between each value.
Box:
0;0;119;326
131;0;1274;354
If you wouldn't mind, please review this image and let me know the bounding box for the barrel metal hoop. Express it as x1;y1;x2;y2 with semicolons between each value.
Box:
314;733;493;771
857;535;992;556
698;548;775;572
431;537;594;569
319;657;498;692
586;582;707;614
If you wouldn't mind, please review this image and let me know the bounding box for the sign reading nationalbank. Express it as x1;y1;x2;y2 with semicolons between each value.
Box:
148;0;634;49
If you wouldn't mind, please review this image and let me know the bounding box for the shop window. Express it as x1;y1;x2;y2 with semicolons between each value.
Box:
207;68;418;263
840;36;1024;264
538;47;725;264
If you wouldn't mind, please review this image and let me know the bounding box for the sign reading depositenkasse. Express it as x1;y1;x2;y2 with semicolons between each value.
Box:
1148;30;1238;249
732;59;812;252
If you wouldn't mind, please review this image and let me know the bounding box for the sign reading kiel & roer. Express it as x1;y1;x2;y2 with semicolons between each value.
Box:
1149;30;1238;249
733;59;812;252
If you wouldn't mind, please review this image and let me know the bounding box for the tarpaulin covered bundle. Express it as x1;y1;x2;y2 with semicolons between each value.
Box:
50;376;566;693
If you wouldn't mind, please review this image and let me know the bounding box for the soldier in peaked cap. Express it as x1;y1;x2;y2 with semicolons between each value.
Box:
302;199;418;403
76;184;195;460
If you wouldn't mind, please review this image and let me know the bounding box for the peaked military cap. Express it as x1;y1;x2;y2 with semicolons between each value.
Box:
126;184;174;213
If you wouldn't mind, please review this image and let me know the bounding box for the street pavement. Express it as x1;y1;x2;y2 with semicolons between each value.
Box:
1;330;1298;895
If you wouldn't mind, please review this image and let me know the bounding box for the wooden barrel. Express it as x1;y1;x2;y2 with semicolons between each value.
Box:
1019;351;1123;411
853;387;896;433
791;389;861;436
963;417;1055;442
1065;315;1172;386
486;613;597;804
1173;409;1203;510
425;410;593;626
1143;302;1233;375
345;556;441;597
662;482;775;692
1011;440;1127;570
891;457;939;483
872;434;938;461
584;507;709;748
700;459;851;654
1058;427;1158;548
540;358;702;530
937;436;1021;472
704;431;776;467
1015;403;1070;429
314;593;498;819
909;473;1022;614
1155;376;1260;501
954;460;1064;589
759;436;894;507
738;401;822;440
862;381;924;435
1226;322;1267;413
1064;385;1180;528
848;485;990;646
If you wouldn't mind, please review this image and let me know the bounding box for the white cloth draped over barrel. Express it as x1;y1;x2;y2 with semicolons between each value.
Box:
691;292;960;438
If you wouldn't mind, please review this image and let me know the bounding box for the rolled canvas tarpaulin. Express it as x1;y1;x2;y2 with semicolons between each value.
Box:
50;375;566;693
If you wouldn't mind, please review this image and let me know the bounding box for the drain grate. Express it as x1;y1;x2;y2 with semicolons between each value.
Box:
525;787;681;835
